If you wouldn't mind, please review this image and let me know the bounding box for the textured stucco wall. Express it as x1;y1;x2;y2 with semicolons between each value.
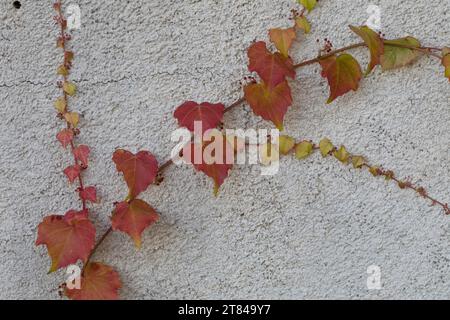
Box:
0;0;449;299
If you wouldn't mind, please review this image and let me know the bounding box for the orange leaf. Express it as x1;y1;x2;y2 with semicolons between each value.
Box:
79;186;97;203
56;129;73;148
244;80;293;130
350;25;384;75
248;41;295;88
65;262;121;300
112;150;158;199
36;209;95;273
320;53;362;103
174;101;224;133
73;145;90;167
111;199;159;248
183;132;234;195
64;164;81;183
269;27;296;58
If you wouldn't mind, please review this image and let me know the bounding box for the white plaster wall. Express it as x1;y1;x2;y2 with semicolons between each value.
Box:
0;0;449;299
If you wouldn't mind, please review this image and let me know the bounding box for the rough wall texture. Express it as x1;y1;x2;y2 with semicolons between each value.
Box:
0;0;449;299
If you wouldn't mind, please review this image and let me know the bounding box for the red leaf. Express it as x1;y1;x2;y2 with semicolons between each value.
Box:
79;186;97;203
73;145;90;167
174;101;225;133
244;80;293;130
56;129;74;148
319;53;363;103
248;41;296;88
35;209;95;273
64;164;81;183
65;262;121;300
112;150;159;199
182;132;234;195
111;199;159;248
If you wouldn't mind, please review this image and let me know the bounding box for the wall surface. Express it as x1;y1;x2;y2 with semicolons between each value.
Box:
0;0;449;299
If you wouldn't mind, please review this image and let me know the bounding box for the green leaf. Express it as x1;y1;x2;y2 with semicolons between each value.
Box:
381;37;421;70
63;82;77;96
298;0;317;12
319;138;334;157
278;135;296;155
333;146;349;164
295;16;311;34
352;156;366;169
295;141;314;159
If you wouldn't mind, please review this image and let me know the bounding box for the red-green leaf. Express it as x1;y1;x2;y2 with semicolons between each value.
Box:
79;186;97;203
442;48;450;81
65;262;121;300
64;164;81;183
174;101;224;133
36;209;95;273
244;80;293;130
182;133;234;195
111;199;159;248
112;150;159;199
350;25;384;75
248;41;296;88
269;27;296;58
56;129;73;148
73;145;90;167
320;53;363;103
380;37;421;70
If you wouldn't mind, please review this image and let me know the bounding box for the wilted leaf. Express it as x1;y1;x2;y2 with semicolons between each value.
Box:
350;25;384;75
65;262;121;300
36;209;95;273
64;112;79;128
269;27;296;58
248;41;295;88
298;0;317;11
278;135;296;155
381;37;421;70
54;97;66;113
352;156;366;169
56;129;73;148
73;145;90;167
79;186;97;203
183;133;234;195
244;80;293;130
111;199;159;248
320;53;362;103
63;82;77;96
319;138;334;157
174;101;224;133
112;150;159;199
333;145;349;163
295;16;311;34
442;47;450;81
64;164;81;183
295;141;314;159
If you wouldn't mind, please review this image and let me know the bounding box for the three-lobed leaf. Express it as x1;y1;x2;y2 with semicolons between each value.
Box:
64;164;81;183
320;53;362;103
174;101;225;133
65;262;121;300
350;25;384;75
79;186;97;203
111;199;159;248
36;209;95;273
381;37;421;70
112;150;159;199
73;145;90;167
244;80;293;130
56;129;73;148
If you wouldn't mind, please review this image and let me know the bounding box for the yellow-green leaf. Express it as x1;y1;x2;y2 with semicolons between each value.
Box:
319;138;334;157
269;28;296;58
278;135;296;155
352;156;366;169
63;82;77;96
65;112;79;128
369;166;380;176
54;97;66;113
57;65;69;76
333;145;349;164
381;37;421;70
298;0;317;12
295;141;314;159
442;47;450;81
295;16;311;34
349;25;384;75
